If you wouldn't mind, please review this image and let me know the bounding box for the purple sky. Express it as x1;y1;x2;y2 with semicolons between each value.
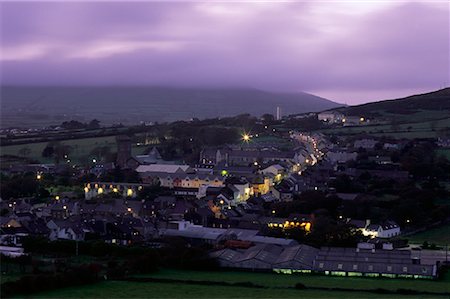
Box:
1;1;449;104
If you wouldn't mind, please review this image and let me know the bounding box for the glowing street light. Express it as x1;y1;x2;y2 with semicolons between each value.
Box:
242;133;251;142
36;173;42;180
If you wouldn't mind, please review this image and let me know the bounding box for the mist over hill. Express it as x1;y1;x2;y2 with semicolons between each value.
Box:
0;86;340;128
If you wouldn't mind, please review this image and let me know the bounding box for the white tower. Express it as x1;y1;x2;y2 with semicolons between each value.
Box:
276;106;282;120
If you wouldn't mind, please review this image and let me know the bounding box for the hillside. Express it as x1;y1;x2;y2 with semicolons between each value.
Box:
336;88;450;119
0;86;340;128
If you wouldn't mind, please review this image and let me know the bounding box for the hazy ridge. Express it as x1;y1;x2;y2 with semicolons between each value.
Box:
0;86;340;128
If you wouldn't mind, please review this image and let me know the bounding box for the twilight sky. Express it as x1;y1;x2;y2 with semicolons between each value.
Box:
0;1;449;104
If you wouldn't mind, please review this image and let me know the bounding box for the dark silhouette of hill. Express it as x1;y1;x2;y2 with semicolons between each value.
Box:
336;88;450;117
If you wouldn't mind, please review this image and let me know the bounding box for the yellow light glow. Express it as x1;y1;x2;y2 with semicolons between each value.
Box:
63;205;67;210
98;187;103;194
242;133;250;142
127;189;133;196
36;174;42;180
219;200;224;204
84;187;89;193
55;196;60;200
113;188;118;193
342;118;346;123
305;223;311;232
360;117;365;122
127;207;132;212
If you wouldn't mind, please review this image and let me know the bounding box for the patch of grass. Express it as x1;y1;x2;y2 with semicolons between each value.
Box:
436;149;450;161
15;280;448;299
135;269;450;293
407;224;450;245
0;136;145;164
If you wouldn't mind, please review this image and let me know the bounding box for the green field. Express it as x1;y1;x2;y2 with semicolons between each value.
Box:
319;116;450;139
0;136;146;164
9;268;450;298
137;269;450;292
436;149;450;160
407;224;450;245
15;279;448;299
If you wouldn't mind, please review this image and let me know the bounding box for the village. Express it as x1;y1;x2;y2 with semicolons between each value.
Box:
1;109;449;285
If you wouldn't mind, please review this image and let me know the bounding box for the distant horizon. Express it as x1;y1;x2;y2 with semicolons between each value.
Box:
1;2;448;105
1;84;448;106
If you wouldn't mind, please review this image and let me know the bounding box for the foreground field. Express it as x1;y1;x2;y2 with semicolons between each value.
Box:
16;280;448;299
407;224;450;245
11;268;450;298
138;269;450;292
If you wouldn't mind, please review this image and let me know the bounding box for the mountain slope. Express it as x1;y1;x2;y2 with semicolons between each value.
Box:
336;88;450;117
0;86;340;128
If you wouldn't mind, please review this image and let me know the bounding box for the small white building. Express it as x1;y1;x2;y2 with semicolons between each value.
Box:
362;221;401;238
318;111;345;123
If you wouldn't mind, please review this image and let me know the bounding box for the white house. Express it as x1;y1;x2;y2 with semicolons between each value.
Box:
362;221;401;238
317;111;345;123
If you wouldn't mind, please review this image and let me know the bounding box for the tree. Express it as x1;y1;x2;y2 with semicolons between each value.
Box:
42;145;54;158
88;119;101;129
261;113;275;125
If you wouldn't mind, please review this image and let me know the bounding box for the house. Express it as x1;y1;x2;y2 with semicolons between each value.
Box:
0;226;29;246
261;164;285;178
354;139;377;150
317;111;345;123
325;149;358;164
47;219;87;241
363;221;401;238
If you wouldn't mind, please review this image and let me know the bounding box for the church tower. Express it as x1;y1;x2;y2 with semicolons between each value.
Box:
116;135;132;169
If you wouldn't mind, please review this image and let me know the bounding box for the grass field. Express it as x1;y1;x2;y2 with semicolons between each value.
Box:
436;149;450;160
319;117;450;139
15;279;449;299
407;224;450;245
137;269;450;293
10;268;450;298
0;136;145;164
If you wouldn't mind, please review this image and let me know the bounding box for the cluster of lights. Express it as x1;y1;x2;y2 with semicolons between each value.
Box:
268;221;311;232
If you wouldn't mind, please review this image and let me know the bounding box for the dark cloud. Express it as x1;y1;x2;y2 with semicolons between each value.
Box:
0;1;448;104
